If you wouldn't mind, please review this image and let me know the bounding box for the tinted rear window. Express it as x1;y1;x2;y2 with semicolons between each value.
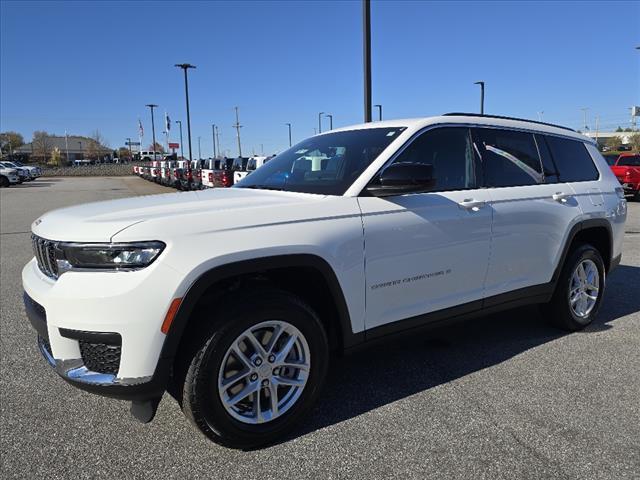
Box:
474;128;543;187
618;155;640;166
534;134;560;183
544;136;599;182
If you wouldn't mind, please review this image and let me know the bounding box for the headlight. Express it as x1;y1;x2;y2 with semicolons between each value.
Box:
55;241;165;274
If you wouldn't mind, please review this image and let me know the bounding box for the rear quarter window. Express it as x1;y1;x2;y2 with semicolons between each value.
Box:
544;136;599;182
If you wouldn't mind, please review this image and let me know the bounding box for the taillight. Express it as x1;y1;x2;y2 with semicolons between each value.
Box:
187;169;193;180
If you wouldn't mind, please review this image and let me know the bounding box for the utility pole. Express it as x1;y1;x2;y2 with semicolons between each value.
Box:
145;104;158;159
318;112;324;134
65;131;70;164
198;136;201;160
175;120;184;159
126;137;132;159
215;126;221;158
374;104;382;121
285;123;292;147
538;111;544;122
595;115;600;144
474;81;485;114
363;0;372;122
326;114;333;130
175;63;196;161
211;123;216;158
233;106;243;157
581;107;590;131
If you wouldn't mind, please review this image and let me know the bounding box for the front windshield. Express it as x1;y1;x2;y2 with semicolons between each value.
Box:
234;127;405;195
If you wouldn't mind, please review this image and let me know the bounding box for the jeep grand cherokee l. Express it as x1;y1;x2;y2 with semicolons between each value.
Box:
22;113;627;449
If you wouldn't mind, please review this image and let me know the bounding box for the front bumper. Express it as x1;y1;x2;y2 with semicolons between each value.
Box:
24;292;169;400
22;257;184;400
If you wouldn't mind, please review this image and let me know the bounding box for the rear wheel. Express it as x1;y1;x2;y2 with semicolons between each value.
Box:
544;244;605;331
0;176;9;188
181;289;329;449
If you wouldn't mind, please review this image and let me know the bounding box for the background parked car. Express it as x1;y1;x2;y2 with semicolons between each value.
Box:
0;161;29;182
610;152;640;200
0;164;19;187
10;160;41;179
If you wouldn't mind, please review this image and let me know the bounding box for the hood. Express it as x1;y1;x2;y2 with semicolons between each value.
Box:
31;188;324;242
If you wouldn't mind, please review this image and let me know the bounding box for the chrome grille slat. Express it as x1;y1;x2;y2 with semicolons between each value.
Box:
31;234;59;279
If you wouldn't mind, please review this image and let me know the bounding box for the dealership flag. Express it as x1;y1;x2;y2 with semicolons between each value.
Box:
165;112;171;132
138;118;144;138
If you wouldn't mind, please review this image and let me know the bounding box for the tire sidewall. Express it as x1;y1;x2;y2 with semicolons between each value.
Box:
187;292;328;447
561;245;605;327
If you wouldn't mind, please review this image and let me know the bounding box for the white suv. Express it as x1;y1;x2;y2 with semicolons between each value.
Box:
22;114;627;449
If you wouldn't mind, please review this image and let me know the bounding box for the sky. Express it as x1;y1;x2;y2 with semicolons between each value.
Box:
1;0;639;157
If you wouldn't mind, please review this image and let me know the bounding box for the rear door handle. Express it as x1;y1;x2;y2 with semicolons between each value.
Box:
458;198;486;211
552;192;571;203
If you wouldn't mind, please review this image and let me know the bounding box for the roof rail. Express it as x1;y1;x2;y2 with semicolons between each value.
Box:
442;112;576;132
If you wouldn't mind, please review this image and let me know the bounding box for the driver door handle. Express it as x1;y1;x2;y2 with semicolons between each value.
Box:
458;198;486;211
552;192;571;203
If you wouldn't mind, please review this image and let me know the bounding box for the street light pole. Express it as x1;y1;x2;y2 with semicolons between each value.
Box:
126;137;132;159
326;114;333;130
581;107;589;131
285;123;292;147
215;126;221;158
198;136;202;160
175;63;196;162
211;123;216;158
374;104;382;121
233;106;243;157
474;81;485;114
363;0;372;122
145;104;158;159
175;120;184;159
318;112;324;134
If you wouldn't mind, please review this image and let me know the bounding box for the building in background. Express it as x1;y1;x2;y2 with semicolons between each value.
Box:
14;136;112;164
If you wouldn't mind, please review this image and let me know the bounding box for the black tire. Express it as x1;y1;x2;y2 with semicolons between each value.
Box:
544;243;605;331
0;176;9;188
181;289;329;449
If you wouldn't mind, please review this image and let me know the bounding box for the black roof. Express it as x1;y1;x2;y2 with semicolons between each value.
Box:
442;113;576;133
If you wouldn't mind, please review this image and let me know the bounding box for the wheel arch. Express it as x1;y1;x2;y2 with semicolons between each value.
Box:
159;254;361;365
552;218;613;284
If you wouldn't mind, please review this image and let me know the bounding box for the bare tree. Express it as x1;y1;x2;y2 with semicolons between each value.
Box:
32;131;53;164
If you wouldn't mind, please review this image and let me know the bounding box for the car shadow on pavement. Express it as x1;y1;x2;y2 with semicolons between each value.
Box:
11;182;52;188
285;264;640;444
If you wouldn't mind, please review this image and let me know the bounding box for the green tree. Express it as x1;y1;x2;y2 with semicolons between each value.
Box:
0;131;24;154
629;133;640;152
149;142;165;153
615;126;623;132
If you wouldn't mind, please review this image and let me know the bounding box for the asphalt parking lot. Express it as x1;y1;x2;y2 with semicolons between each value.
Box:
1;176;639;479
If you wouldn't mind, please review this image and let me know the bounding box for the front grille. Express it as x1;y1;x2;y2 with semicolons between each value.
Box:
31;234;59;279
79;341;122;375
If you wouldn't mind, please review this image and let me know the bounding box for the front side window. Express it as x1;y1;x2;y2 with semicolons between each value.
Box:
545;136;599;182
388;127;477;191
535;134;560;183
474;128;543;187
235;127;404;195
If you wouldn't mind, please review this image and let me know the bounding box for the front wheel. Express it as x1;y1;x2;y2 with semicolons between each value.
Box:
544;243;605;331
0;176;9;188
181;289;329;449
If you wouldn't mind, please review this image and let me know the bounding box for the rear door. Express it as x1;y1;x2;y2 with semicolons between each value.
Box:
359;126;492;331
473;128;581;299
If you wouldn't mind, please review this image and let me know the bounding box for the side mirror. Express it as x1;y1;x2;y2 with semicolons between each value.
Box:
366;162;436;197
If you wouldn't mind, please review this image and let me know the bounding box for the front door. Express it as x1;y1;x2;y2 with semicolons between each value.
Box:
358;126;492;331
